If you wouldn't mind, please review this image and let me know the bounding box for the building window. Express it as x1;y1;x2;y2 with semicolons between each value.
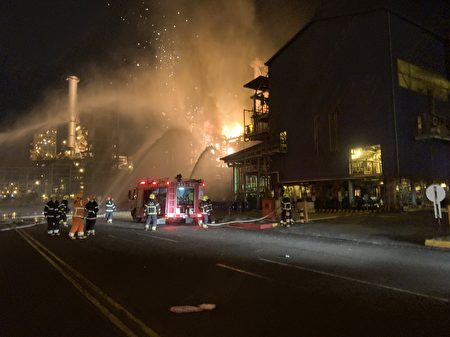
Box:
313;115;319;155
349;145;382;176
280;131;287;152
328;110;339;152
397;59;450;101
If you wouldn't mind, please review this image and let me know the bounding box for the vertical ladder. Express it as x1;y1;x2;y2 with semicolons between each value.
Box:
167;185;176;215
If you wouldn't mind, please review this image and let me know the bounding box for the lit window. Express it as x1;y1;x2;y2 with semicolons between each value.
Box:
397;59;450;101
349;145;382;176
280;131;287;152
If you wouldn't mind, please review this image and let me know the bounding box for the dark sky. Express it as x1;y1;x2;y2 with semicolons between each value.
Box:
2;0;448;126
0;1;124;122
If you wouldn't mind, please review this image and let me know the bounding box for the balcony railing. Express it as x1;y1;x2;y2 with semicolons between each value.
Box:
349;160;382;176
244;122;269;141
416;113;450;141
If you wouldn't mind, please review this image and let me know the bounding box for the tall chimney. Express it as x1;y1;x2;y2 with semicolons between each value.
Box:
66;75;80;152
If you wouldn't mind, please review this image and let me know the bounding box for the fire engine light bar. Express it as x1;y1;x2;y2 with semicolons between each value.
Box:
152;181;157;185
139;180;146;185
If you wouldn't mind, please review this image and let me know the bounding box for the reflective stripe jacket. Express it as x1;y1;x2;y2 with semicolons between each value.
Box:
85;200;99;220
105;200;116;213
73;199;85;219
281;198;292;211
200;200;213;215
59;199;70;214
44;200;60;219
144;200;160;215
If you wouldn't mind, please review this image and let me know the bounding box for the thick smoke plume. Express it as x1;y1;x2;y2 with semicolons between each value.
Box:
0;0;317;203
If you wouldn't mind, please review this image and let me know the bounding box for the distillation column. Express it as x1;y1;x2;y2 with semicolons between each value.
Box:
66;75;80;154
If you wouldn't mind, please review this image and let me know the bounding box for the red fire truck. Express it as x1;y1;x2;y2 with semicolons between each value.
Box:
128;177;206;224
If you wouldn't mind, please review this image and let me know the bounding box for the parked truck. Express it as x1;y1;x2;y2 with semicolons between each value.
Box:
128;177;205;224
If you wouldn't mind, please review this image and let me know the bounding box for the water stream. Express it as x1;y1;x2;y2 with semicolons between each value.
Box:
189;145;214;179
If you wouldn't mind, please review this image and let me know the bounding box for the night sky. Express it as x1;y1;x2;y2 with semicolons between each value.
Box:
0;1;121;121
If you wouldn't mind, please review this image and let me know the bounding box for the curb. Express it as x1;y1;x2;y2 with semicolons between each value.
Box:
424;237;450;249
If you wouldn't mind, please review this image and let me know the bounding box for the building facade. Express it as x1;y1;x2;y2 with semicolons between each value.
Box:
224;0;450;210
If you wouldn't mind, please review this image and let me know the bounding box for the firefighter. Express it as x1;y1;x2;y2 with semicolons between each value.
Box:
59;195;70;227
44;194;60;236
280;195;294;227
144;193;160;231
69;193;86;239
199;195;213;228
85;195;99;236
105;196;116;224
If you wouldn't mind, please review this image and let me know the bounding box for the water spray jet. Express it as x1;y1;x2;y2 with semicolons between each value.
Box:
189;145;215;179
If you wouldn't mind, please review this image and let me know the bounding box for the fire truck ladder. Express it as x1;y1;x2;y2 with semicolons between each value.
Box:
167;184;176;216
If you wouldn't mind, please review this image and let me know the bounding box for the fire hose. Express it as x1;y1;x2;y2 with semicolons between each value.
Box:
201;210;277;227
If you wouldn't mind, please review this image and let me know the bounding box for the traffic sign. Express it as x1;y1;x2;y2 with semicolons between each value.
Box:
426;184;446;220
426;184;445;203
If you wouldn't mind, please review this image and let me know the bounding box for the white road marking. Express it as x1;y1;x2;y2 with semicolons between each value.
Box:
106;234;138;244
260;258;449;303
1;223;38;231
216;263;274;282
135;232;178;243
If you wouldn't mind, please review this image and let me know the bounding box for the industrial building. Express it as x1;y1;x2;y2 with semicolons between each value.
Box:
28;76;132;199
222;0;450;210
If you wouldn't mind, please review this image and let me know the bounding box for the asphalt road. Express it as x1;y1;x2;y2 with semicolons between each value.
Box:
2;218;450;337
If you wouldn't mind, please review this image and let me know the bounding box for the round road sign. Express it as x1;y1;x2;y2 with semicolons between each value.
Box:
425;184;446;203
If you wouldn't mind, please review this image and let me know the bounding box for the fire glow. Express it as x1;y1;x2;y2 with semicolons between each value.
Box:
222;123;243;139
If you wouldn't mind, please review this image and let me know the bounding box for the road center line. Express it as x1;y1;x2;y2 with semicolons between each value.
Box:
260;258;449;303
17;229;161;337
216;263;274;282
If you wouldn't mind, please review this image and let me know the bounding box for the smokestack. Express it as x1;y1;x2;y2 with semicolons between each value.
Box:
66;75;80;151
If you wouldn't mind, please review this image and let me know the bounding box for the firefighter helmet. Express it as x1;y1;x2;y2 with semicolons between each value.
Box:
282;196;291;203
149;193;156;199
63;195;69;200
74;192;83;199
50;194;57;199
202;195;209;201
